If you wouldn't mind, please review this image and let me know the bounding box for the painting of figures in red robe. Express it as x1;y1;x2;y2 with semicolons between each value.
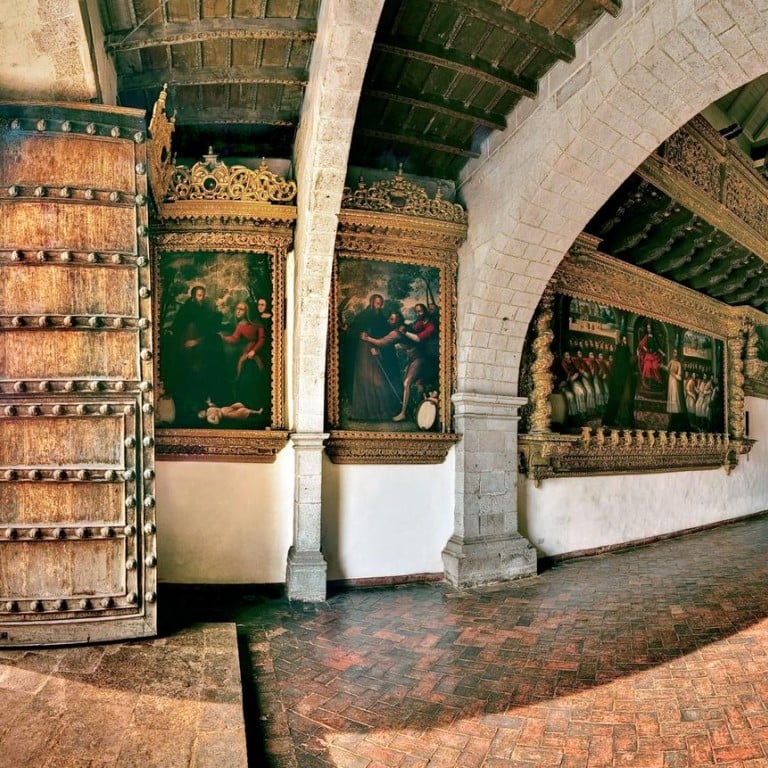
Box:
545;294;724;434
156;251;274;430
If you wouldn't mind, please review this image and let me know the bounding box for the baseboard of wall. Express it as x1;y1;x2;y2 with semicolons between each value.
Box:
537;508;768;572
327;572;444;593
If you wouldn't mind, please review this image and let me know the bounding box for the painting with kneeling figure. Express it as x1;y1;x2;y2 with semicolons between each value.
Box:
156;250;273;430
538;294;724;435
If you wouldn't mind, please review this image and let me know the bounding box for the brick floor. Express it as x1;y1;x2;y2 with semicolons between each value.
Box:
214;514;768;767
5;514;768;767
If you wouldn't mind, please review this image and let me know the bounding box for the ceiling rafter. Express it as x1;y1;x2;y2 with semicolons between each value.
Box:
363;87;507;131
119;65;308;92
374;35;538;99
356;127;481;158
105;17;317;52
173;106;296;126
438;0;576;62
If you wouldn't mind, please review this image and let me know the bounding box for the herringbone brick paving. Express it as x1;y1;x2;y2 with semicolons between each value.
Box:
216;515;768;767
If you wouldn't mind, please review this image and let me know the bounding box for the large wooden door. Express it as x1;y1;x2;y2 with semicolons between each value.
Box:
0;102;156;646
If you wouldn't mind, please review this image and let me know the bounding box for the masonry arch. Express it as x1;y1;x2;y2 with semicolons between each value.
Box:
456;0;768;396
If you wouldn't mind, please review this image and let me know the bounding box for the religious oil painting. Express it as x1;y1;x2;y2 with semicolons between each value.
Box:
334;257;443;433
156;251;274;430
548;294;725;434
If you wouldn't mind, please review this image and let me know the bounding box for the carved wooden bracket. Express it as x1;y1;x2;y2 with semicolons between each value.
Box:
519;430;755;487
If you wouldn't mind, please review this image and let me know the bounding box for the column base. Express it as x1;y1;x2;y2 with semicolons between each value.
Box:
442;534;537;589
286;547;328;602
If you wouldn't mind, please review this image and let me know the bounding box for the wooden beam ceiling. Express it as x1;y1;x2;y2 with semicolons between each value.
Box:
356;127;481;158
446;0;575;62
105;17;317;52
363;87;507;131
374;35;538;99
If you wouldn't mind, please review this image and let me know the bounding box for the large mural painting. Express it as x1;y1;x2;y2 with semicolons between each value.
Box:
550;295;725;434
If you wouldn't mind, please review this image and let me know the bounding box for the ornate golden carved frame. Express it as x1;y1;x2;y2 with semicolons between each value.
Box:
519;234;757;485
147;87;292;461
325;171;465;464
637;114;768;400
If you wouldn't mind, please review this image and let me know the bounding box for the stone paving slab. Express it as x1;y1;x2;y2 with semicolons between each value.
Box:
0;622;247;768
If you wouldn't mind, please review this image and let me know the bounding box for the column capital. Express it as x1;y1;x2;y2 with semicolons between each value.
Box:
451;392;527;420
290;432;330;449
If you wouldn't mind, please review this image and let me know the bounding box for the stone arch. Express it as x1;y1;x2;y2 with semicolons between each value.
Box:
456;0;768;396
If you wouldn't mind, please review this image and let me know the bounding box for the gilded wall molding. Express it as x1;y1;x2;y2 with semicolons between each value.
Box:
558;234;739;337
638;115;768;264
156;429;289;462
325;431;460;464
519;430;754;487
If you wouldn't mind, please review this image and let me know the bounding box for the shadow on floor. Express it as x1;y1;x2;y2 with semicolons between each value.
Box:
158;516;768;767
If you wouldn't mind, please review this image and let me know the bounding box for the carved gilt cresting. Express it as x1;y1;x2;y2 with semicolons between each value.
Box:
519;234;756;485
147;86;294;461
325;168;466;464
628;115;768;401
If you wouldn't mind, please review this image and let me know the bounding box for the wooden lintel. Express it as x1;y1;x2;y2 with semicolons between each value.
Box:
120;66;307;92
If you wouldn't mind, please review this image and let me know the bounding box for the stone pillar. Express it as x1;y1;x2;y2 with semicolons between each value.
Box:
442;392;537;588
286;432;329;601
287;1;384;601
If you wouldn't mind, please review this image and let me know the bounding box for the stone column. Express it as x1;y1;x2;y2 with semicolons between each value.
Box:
287;0;385;601
286;432;329;601
442;392;537;588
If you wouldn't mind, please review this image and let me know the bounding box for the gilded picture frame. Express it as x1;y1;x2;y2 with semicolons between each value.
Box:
325;171;466;464
518;234;755;484
152;231;288;461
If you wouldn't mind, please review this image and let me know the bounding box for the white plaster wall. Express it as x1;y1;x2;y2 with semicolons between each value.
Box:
155;446;455;584
321;452;455;581
155;447;295;584
519;397;768;558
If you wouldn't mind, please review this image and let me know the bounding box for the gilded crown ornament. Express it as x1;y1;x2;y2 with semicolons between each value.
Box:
168;149;296;204
341;165;467;225
147;85;297;222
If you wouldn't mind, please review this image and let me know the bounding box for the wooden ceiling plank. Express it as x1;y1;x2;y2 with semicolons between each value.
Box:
441;0;575;61
105;17;317;52
375;36;538;99
356;127;481;158
364;87;506;131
